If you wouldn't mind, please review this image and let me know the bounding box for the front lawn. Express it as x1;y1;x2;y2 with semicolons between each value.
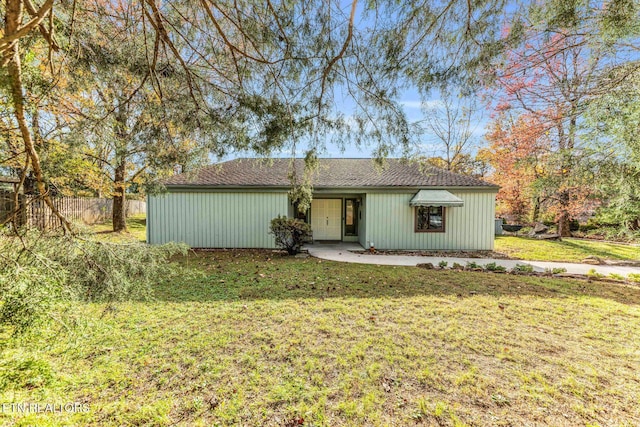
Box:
1;250;639;426
495;235;640;263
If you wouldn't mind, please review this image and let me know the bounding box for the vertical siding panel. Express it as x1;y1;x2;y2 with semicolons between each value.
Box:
196;193;202;248
184;193;189;243
162;195;168;244
482;193;488;249
219;193;224;247
236;192;241;247
167;194;173;244
233;192;238;247
475;193;481;249
474;193;480;249
171;193;178;244
176;193;183;244
484;193;489;249
232;192;237;247
224;193;229;247
244;192;250;247
160;195;165;244
213;193;218;247
178;193;184;244
155;196;161;244
160;195;166;244
172;193;179;244
158;195;164;244
237;192;241;247
222;193;226;247
206;193;212;247
483;193;489;249
187;193;193;247
194;193;199;247
459;193;465;249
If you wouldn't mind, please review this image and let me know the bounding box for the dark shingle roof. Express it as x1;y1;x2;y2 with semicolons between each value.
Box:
165;158;498;189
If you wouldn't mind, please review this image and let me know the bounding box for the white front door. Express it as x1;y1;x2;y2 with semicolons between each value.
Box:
311;199;342;240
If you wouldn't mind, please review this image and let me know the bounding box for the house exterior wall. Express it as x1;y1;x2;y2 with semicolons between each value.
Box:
147;191;289;248
358;194;367;248
363;190;497;250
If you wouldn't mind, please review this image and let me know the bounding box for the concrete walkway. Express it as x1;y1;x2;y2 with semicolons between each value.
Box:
304;243;640;276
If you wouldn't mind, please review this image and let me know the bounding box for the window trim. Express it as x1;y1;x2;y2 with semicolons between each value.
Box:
414;206;446;233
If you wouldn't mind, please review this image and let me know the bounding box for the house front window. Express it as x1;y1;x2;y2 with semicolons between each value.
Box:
415;206;445;232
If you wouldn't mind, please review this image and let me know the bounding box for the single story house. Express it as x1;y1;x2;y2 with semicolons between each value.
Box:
147;158;499;250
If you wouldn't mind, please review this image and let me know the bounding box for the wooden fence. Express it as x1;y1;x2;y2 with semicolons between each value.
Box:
0;190;146;230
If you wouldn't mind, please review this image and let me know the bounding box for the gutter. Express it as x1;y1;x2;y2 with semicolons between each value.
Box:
163;185;500;192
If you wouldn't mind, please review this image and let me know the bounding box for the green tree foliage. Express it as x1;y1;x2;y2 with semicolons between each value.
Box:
0;229;187;334
586;67;640;233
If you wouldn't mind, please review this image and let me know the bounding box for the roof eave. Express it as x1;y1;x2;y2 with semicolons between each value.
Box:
164;184;500;191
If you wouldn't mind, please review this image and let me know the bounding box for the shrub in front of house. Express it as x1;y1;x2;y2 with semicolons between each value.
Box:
269;216;312;255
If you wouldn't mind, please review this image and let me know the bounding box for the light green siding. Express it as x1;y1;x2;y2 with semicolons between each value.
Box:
147;192;289;248
364;191;496;250
358;194;367;248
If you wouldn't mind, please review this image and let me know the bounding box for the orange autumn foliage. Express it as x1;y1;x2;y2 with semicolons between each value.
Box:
485;113;550;223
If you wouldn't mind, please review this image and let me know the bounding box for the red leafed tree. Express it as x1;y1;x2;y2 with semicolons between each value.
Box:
485;112;549;223
489;29;603;236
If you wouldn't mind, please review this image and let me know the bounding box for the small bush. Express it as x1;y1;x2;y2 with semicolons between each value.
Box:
609;273;625;281
587;268;605;278
512;264;534;273
269;215;312;255
451;262;464;270
484;262;507;272
438;261;448;268
628;273;640;283
545;267;567;275
466;261;481;269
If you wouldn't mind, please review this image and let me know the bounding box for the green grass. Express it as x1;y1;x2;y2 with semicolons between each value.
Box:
86;214;147;242
2;250;639;426
495;235;640;263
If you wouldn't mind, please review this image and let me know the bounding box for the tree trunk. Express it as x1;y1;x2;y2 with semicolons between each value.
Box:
557;210;572;237
531;196;540;223
112;160;127;232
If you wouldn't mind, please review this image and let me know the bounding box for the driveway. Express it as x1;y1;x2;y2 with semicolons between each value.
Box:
304;243;640;276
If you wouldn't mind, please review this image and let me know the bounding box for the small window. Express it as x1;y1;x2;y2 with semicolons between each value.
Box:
415;206;445;232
